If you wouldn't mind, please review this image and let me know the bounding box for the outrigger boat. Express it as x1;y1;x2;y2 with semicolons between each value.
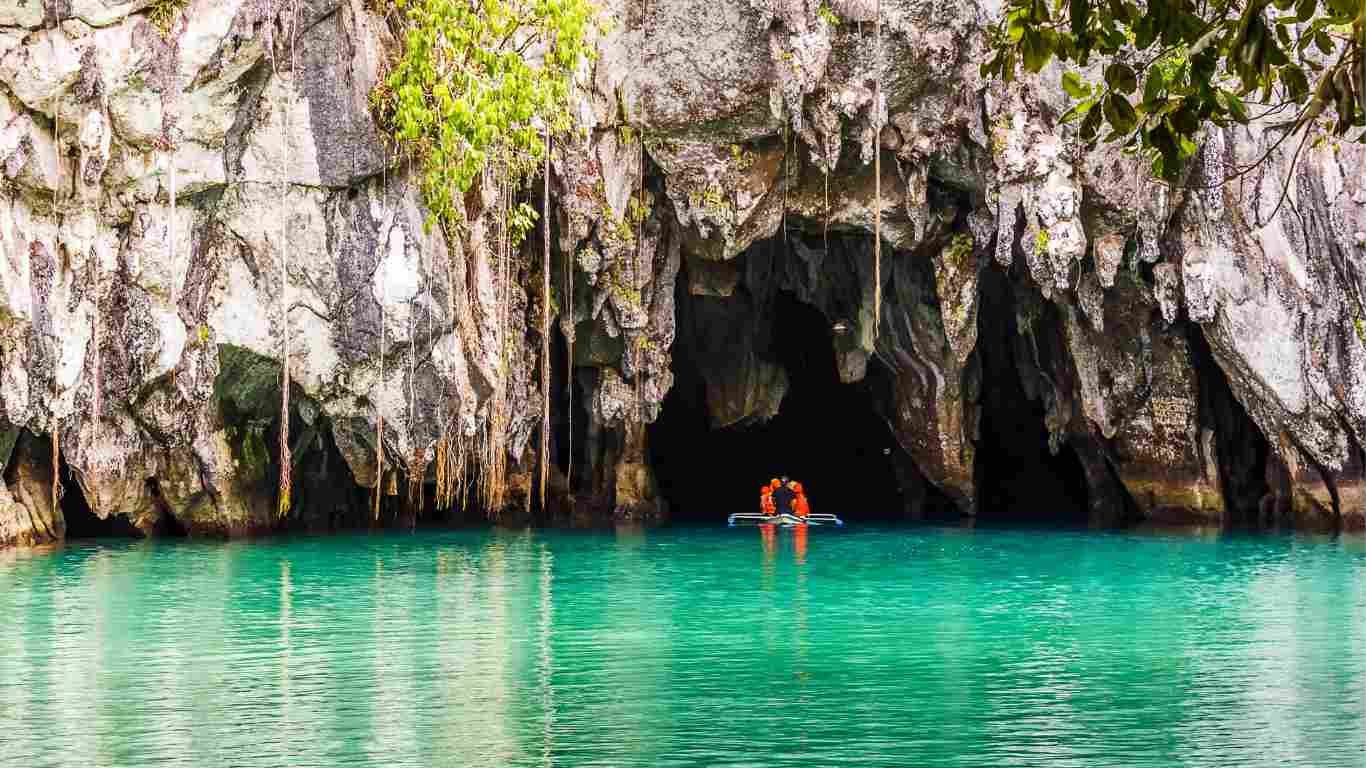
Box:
727;512;844;527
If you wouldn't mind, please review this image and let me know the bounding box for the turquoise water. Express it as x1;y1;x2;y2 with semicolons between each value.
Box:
2;525;1365;767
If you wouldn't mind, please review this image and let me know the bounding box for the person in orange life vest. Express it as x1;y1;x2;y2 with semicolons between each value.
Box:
771;477;798;516
789;480;811;518
759;480;778;516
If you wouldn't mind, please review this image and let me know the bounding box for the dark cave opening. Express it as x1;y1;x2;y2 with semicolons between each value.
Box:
58;456;145;540
1188;325;1270;526
650;288;907;523
972;265;1091;526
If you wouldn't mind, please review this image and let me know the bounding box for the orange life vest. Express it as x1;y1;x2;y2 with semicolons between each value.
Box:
789;481;810;517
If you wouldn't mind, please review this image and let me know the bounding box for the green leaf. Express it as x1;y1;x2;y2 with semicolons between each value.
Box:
1021;29;1053;72
1080;105;1103;141
1061;96;1097;123
1134;12;1157;50
1062;70;1090;98
1143;66;1168;105
1106;62;1138;94
1069;0;1090;36
1314;31;1334;55
1104;92;1139;133
1007;13;1027;43
1224;91;1250;123
1282;65;1310;100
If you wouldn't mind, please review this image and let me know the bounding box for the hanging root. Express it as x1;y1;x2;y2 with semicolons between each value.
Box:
275;15;294;520
434;432;452;510
371;412;382;519
540;128;551;514
406;449;425;519
871;0;882;339
564;217;574;497
91;262;102;432
374;257;386;522
823;169;830;254
51;419;61;518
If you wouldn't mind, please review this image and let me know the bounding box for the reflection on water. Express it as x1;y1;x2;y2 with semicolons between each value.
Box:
1;526;1365;767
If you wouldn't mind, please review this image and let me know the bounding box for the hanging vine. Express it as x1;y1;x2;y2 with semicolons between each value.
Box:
51;90;63;520
374;248;386;522
374;0;598;516
634;128;644;422
275;7;298;520
374;0;597;236
563;212;574;498
871;0;883;340
539;128;551;513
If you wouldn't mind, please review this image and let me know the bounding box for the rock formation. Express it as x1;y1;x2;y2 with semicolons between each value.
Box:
2;0;1364;547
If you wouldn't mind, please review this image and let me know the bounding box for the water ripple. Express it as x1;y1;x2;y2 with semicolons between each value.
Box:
1;527;1364;767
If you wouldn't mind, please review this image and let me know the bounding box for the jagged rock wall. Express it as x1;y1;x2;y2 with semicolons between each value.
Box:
2;0;1365;547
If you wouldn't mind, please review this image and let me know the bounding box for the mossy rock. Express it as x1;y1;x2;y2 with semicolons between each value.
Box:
0;427;18;472
214;344;284;422
575;321;626;366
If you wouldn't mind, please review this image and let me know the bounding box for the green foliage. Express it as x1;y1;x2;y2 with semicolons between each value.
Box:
376;0;600;234
147;0;187;35
604;265;642;308
984;0;1366;182
945;232;975;265
701;184;725;210
597;198;634;246
729;143;757;170
817;3;840;27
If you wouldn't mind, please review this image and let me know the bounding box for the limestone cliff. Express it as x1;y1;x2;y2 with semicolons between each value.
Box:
1;0;1364;546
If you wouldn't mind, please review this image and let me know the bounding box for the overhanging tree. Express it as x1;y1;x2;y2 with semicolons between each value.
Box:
984;0;1366;183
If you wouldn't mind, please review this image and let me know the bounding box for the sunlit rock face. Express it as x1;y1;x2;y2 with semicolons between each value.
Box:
1;0;1363;547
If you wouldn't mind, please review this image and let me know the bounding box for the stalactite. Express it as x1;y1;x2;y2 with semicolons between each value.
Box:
539;128;551;513
872;0;883;338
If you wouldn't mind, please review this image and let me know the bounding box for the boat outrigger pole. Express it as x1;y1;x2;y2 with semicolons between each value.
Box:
728;513;844;527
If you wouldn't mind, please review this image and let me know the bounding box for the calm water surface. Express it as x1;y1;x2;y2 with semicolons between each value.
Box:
2;525;1365;767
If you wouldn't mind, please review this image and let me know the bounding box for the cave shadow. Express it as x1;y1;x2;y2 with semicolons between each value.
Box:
58;452;150;540
650;288;908;524
971;265;1091;526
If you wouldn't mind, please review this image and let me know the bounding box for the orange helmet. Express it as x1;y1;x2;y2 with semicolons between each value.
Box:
791;481;804;494
770;478;781;490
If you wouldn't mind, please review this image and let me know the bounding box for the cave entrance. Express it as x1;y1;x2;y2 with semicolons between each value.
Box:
972;266;1090;526
650;289;905;523
57;453;147;540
